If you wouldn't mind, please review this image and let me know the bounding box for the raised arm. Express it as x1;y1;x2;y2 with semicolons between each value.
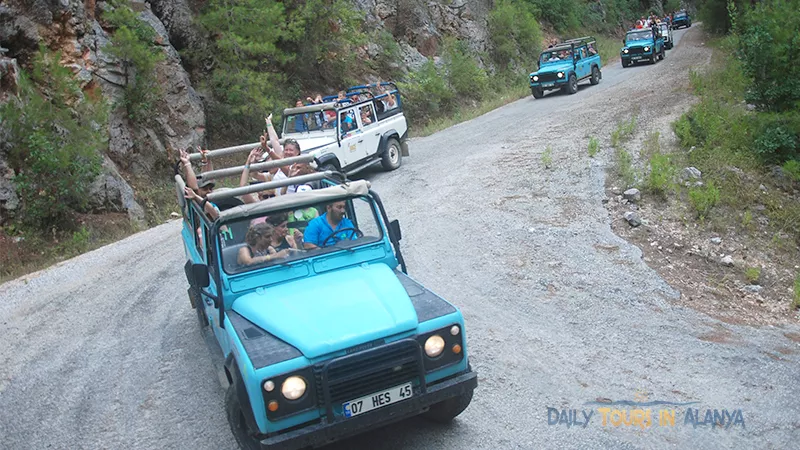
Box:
240;147;263;204
180;148;199;190
198;146;214;173
184;186;219;220
265;114;284;157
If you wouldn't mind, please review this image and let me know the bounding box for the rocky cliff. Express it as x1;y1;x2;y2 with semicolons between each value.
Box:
0;0;492;225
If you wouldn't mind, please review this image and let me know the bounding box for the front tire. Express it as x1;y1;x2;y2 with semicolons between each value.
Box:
423;388;474;423
590;66;600;85
381;137;402;171
531;87;544;99
566;74;578;94
226;386;260;450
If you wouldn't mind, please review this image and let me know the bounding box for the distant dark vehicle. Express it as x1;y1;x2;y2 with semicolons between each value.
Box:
672;11;692;29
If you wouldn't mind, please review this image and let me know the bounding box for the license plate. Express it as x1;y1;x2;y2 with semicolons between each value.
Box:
542;82;554;87
342;383;413;418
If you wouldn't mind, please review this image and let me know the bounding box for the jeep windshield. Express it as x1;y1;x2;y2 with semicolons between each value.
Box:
539;48;573;65
219;196;384;275
284;109;337;134
626;31;653;42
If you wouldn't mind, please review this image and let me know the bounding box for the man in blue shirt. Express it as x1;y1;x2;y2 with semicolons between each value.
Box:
303;201;356;248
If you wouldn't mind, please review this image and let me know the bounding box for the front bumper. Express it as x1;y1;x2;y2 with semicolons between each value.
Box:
530;79;568;91
259;369;478;449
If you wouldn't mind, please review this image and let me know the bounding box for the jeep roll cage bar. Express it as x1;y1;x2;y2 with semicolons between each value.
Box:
537;36;597;70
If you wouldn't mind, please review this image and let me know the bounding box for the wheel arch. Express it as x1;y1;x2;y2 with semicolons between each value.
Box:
315;152;341;170
378;129;401;156
224;353;259;434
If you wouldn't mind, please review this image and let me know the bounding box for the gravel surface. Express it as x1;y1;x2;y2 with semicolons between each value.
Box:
2;26;799;449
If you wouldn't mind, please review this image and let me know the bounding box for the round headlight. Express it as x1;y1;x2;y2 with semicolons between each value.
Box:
623;49;629;54
557;72;564;79
644;46;650;52
533;76;539;82
281;376;306;400
424;335;445;357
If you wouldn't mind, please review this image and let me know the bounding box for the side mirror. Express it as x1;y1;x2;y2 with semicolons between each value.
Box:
192;263;210;288
389;219;402;242
622;39;626;45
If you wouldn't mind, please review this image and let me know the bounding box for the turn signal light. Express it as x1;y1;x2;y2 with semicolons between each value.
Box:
452;344;462;354
268;400;279;412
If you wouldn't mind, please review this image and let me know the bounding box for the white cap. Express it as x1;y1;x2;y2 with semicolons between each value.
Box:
296;184;312;193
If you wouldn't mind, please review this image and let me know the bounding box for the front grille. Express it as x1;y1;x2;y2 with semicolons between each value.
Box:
627;47;645;55
314;339;422;418
535;72;560;83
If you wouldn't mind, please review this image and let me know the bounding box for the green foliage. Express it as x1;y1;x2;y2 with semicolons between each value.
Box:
615;147;636;187
611;117;636;148
529;0;581;33
737;0;800;113
782;159;800;181
793;273;800;309
744;266;761;284
689;181;721;219
488;0;543;69
541;145;553;168
443;39;489;100
398;61;455;123
645;152;675;197
0;47;106;229
370;29;402;78
198;0;365;138
103;0;164;123
588;136;599;157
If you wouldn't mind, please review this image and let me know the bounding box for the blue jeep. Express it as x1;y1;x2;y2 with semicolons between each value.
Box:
672;10;692;29
529;36;602;99
621;28;665;68
176;153;476;449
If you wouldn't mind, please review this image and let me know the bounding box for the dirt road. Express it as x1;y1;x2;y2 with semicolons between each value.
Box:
1;26;798;449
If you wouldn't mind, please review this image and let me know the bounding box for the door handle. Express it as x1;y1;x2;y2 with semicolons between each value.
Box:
374;133;380;136
358;140;363;143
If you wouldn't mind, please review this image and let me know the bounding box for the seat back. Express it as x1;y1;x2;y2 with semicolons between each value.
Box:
222;243;247;273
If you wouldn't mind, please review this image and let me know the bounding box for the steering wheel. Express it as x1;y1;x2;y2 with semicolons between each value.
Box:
321;227;363;248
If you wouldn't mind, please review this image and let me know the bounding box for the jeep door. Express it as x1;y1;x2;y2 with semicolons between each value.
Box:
338;107;362;166
575;47;590;79
356;103;381;160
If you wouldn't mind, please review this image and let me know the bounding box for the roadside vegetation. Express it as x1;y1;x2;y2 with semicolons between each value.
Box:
606;0;800;315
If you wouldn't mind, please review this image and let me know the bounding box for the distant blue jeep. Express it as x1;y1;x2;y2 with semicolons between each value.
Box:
529;36;602;99
621;28;665;67
672;11;692;29
178;162;476;450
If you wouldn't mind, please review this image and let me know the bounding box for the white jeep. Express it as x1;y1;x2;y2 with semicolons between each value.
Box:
281;83;410;175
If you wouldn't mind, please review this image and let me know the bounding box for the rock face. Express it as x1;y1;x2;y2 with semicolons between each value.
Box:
0;0;205;223
355;0;492;65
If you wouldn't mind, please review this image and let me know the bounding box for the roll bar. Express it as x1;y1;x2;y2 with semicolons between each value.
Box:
197;154;317;182
205;172;331;203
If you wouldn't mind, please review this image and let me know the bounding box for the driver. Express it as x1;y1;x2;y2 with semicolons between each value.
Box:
303;201;356;249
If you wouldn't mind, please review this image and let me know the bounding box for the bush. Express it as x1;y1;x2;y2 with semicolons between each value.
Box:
0;47;106;229
689;181;721;219
744;266;761;284
442;39;488;100
645;153;675;197
736;0;800;113
528;0;581;33
398;60;455;124
103;0;164;124
783;159;800;181
588;137;599;157
488;0;543;70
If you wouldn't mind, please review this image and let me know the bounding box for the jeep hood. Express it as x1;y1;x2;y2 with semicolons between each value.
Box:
232;263;418;359
625;39;654;47
534;61;574;74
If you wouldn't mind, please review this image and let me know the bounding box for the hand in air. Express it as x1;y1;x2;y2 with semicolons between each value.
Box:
248;147;263;164
197;145;210;163
179;148;190;165
183;186;199;200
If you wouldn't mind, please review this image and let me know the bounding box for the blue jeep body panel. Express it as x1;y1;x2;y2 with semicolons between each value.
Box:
179;177;475;449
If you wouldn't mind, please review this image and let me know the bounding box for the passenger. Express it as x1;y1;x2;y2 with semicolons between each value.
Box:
180;147;220;219
360;107;372;125
288;185;319;237
237;223;289;266
303;200;356;249
286;163;316;194
239;147;270;204
265;212;300;253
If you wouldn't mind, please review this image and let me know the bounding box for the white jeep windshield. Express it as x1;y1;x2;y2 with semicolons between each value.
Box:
219;196;383;275
284;109;337;134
